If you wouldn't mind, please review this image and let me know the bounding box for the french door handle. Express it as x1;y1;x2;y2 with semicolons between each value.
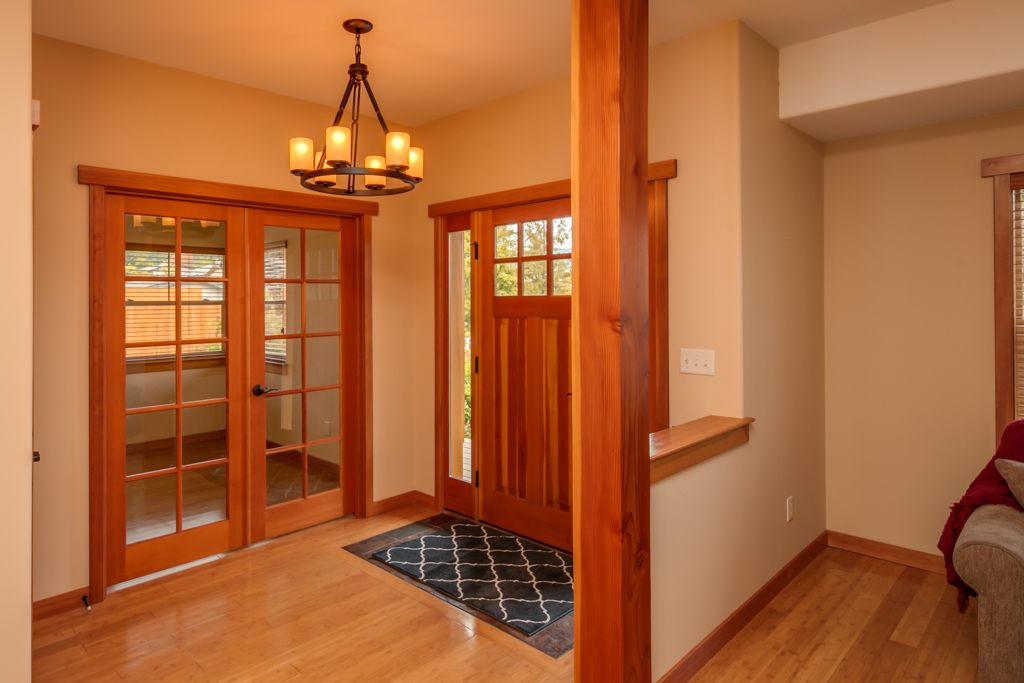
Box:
252;385;278;397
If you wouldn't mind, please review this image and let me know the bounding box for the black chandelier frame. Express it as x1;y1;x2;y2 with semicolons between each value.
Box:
296;19;421;196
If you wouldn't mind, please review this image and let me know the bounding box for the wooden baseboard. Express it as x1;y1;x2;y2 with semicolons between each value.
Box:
33;587;89;622
827;530;945;574
658;531;828;683
372;490;437;516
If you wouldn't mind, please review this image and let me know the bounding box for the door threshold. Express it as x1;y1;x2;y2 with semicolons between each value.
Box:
108;538;275;593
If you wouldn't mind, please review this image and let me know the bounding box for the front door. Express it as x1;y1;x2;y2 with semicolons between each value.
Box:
107;195;246;583
479;198;574;551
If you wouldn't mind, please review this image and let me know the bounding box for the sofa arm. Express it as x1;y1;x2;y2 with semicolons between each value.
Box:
953;504;1024;683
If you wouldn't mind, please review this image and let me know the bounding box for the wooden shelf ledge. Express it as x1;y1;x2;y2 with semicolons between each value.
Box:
650;415;754;484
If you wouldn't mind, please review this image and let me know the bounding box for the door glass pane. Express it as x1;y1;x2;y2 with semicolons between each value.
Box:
265;393;302;449
553;259;572;296
125;215;175;277
182;465;227;530
265;283;301;336
523;220;547;257
495;263;518;297
264;227;301;279
306;336;339;388
125;345;176;410
448;231;472;483
523;261;547;296
266;449;303;506
182;343;226;403
126;282;176;343
181;220;226;278
495;224;518;259
126;473;177;544
308;441;341;495
265;338;302;391
306;389;340;440
552;217;572;255
306;283;339;333
182;403;227;466
126;410;176;476
306;229;340;280
182;282;224;340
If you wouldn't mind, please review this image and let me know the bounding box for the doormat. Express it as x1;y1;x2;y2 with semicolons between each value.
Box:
343;515;574;657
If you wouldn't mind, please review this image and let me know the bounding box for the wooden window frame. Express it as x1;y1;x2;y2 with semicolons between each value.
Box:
81;166;377;605
430;159;675;516
983;155;1024;440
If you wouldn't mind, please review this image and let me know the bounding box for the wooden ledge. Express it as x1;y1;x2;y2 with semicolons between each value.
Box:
650;416;754;484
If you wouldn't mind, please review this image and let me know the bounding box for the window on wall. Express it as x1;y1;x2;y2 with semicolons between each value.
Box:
263;241;288;361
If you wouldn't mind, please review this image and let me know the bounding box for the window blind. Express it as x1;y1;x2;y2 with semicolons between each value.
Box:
264;241;288;359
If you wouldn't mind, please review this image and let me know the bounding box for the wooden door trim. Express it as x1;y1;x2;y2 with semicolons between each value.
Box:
427;159;677;218
86;171;375;603
79;166;379;217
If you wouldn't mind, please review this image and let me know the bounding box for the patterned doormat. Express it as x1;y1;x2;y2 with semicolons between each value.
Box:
372;521;574;637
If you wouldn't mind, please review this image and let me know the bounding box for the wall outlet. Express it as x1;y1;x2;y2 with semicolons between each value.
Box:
786;496;794;523
324;420;331;436
680;348;715;376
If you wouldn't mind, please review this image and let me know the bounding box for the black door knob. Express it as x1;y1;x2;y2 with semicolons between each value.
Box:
252;385;277;397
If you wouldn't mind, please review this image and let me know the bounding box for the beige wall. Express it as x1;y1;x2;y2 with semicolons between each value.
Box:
823;109;1024;553
1;0;34;677
31;35;418;600
650;22;826;678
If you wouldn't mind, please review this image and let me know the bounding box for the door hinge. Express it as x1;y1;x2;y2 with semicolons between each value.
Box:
33;451;40;463
475;471;479;487
474;357;479;373
473;241;479;260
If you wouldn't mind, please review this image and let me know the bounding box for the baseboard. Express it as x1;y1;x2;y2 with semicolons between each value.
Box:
657;531;828;683
372;490;437;516
33;587;89;622
827;530;945;574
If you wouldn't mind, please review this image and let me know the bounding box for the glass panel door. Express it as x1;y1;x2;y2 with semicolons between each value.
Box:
251;211;354;539
110;196;245;584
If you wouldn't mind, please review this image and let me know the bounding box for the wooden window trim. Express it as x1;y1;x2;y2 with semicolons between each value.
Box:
85;168;374;606
986;155;1024;440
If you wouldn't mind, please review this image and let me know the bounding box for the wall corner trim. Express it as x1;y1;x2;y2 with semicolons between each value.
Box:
33;587;90;622
372;490;438;516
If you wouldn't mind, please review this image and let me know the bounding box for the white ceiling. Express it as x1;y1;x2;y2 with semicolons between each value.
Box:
33;0;949;127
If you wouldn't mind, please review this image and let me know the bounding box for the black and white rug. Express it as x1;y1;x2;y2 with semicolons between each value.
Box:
372;521;574;636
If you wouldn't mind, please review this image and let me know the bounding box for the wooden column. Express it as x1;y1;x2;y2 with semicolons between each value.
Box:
570;0;651;680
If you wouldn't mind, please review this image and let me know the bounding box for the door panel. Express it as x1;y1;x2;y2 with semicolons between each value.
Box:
248;209;356;540
480;199;573;551
106;195;246;584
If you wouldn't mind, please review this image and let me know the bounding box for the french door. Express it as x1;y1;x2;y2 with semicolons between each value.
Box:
106;195;247;582
103;195;365;584
479;198;574;551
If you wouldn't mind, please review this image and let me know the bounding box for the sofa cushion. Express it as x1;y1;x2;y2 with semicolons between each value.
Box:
996;459;1024;507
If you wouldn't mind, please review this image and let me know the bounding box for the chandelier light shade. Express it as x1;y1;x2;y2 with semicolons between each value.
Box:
288;19;423;196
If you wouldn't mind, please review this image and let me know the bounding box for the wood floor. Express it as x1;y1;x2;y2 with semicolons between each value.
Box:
33;514;979;683
690;547;979;683
32;504;574;683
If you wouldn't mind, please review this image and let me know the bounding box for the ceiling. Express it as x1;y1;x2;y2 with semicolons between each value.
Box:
33;0;949;127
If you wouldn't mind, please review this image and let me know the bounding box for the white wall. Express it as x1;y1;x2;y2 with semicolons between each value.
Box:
0;0;35;678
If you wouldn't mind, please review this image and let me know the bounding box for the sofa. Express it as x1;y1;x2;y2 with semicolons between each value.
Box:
953;504;1024;682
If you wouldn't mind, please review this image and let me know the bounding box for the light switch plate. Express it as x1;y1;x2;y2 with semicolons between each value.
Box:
680;348;715;376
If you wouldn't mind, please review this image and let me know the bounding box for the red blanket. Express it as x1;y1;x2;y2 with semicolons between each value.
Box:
938;419;1024;611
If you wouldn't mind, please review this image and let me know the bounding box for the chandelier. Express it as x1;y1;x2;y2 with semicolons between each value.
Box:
288;19;422;196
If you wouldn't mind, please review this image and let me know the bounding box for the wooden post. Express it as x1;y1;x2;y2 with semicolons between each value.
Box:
571;0;651;680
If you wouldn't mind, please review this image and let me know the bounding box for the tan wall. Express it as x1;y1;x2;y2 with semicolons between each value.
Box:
30;35;418;600
823;109;1024;553
649;22;826;678
1;0;34;676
